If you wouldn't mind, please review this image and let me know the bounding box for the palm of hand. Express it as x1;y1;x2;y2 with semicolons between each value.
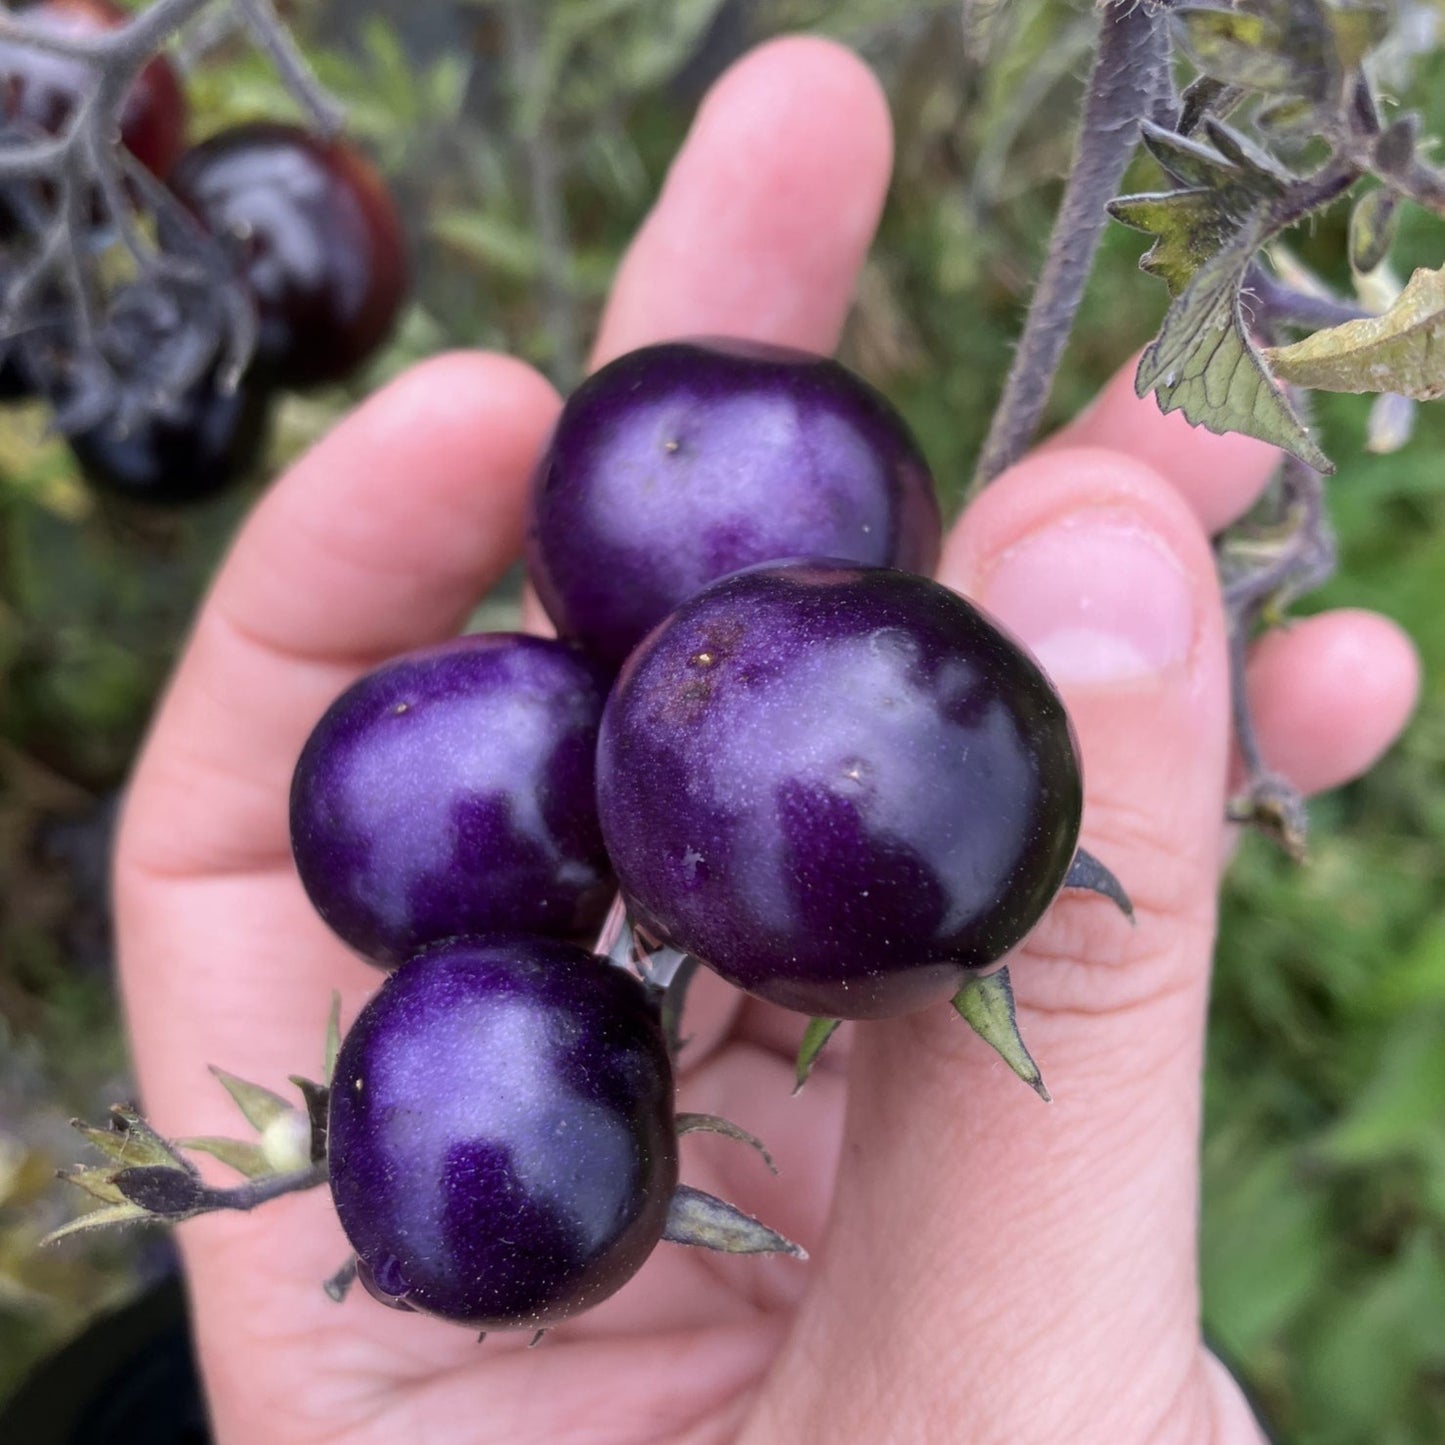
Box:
112;39;1417;1445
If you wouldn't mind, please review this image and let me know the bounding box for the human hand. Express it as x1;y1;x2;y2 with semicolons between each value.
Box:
113;37;1420;1445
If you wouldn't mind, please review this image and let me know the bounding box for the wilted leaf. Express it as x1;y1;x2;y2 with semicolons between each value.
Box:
1265;266;1445;399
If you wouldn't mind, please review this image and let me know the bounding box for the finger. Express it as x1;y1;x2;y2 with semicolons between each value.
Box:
119;352;561;881
760;448;1246;1439
1242;609;1420;795
1046;357;1281;534
591;35;893;367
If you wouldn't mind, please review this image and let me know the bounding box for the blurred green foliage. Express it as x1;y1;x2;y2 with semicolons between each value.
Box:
1;0;1443;1437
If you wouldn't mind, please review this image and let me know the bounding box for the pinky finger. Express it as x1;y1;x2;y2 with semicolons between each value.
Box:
1239;609;1420;797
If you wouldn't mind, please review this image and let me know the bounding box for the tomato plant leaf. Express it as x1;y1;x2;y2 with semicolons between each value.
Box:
1175;0;1389;101
1110;121;1334;470
1265;266;1445;399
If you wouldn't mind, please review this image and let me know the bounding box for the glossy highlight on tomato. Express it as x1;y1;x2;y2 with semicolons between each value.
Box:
327;936;678;1330
528;338;942;670
597;560;1084;1019
290;634;613;968
170;123;407;389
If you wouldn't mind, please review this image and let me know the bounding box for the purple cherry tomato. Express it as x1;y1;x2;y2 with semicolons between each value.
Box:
527;339;942;669
290;634;612;968
597;560;1083;1019
327;935;678;1330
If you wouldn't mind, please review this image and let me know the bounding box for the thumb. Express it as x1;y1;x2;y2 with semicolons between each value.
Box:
752;449;1256;1443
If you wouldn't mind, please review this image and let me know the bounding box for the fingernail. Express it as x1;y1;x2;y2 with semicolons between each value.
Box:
980;511;1196;686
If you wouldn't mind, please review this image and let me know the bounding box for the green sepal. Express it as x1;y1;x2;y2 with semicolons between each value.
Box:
793;1017;841;1095
662;1184;806;1258
323;991;343;1087
55;1165;129;1206
952;968;1050;1102
70;1108;190;1172
210;1067;294;1133
179;1136;272;1179
40;1203;153;1246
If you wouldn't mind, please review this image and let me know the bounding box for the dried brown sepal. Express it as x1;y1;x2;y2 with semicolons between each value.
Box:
676;1113;778;1176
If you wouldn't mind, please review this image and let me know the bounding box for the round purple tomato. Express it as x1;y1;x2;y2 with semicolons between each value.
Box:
327;935;678;1330
597;560;1083;1019
169;123;407;389
527;339;942;670
68;368;272;504
290;634;612;968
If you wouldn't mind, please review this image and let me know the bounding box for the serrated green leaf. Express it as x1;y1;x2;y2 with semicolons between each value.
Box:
210;1067;293;1134
179;1136;271;1179
1137;229;1333;470
1265;266;1445;400
1349;188;1399;274
1175;1;1388;100
40;1203;153;1246
952;968;1050;1100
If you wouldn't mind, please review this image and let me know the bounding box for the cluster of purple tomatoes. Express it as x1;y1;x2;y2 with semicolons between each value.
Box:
291;338;1095;1334
0;0;406;503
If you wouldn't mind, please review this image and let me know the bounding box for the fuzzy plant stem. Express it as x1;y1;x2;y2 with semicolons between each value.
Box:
971;0;1170;489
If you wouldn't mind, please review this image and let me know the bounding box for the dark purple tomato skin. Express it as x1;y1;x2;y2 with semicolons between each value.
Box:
327;935;678;1330
0;0;187;178
169;123;408;390
290;634;614;969
597;560;1083;1020
67;371;271;504
527;339;942;670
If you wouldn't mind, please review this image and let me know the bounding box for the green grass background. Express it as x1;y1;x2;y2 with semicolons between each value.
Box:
2;2;1444;1439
